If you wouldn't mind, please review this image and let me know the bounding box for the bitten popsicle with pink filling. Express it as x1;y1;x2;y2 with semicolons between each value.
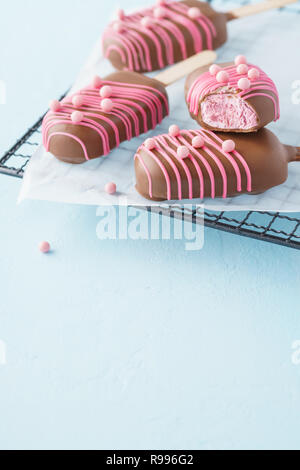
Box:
185;56;280;133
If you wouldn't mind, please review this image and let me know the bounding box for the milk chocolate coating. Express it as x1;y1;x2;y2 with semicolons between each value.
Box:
43;71;169;164
135;128;299;201
103;1;228;73
185;62;280;133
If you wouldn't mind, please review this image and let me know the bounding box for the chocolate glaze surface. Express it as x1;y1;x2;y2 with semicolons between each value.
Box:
185;62;280;133
135;128;299;201
42;71;169;164
103;0;227;73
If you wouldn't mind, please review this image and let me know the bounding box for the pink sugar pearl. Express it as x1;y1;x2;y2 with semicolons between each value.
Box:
154;7;166;18
113;22;124;33
71;111;84;123
238;77;251;90
144;138;156;150
188;7;202;19
39;241;50;254
102;99;113;112
237;64;248;75
177;146;189;159
72;95;84;107
248;67;260;80
222;140;236;153
209;64;221;76
157;0;166;4
49;100;61;112
169;125;180;137
92;76;102;89
141;17;152;28
116;8;125;20
216;71;229;83
235;55;247;66
105;182;117;195
100;85;112;99
192;135;205;148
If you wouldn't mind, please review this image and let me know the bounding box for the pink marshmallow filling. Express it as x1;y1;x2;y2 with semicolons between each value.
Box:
201;93;258;130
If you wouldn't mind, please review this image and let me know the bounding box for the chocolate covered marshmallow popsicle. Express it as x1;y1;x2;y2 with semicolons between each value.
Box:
185;56;280;132
42;51;216;164
134;126;300;201
103;0;297;73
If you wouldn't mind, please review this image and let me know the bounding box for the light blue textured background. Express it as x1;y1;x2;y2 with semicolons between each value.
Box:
0;0;300;451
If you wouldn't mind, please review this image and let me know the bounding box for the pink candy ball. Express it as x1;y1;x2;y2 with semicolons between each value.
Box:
92;76;102;89
237;64;248;75
177;146;189;159
100;85;112;99
216;71;229;83
188;7;202;19
141;17;152;28
154;7;166;18
209;64;221;76
39;241;50;254
72;95;84;107
169;125;180;137
248;67;260;80
222;139;236;153
49;100;61;112
116;8;125;20
113;22;124;33
105;182;117;195
192;136;205;148
238;77;251;91
144;138;156;150
102;99;113;112
71;111;84;123
157;0;166;4
235;55;247;66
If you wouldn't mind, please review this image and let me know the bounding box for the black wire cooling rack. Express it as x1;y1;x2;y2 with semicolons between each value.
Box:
1;108;300;250
1;1;300;250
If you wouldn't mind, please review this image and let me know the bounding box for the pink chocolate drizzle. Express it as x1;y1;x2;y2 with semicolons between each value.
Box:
135;129;252;200
103;1;216;72
43;81;169;160
187;63;280;121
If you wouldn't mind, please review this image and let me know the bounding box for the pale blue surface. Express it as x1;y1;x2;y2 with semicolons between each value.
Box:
0;0;300;451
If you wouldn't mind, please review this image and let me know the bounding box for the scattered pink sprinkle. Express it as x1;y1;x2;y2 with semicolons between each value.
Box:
237;64;248;75
154;7;166;18
238;77;251;91
71;111;84;123
116;8;125;20
188;7;202;19
92;76;102;89
209;64;221;76
101;99;113;112
144;138;156;150
248;68;260;80
216;71;229;83
222;140;236;153
100;85;113;99
141;17;153;28
113;22;124;33
177;146;190;159
39;241;50;254
105;182;117;195
192;136;205;148
235;55;247;66
72;95;84;107
169;125;180;137
49;100;61;112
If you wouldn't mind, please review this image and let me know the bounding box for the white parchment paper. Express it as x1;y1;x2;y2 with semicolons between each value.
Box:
19;6;300;211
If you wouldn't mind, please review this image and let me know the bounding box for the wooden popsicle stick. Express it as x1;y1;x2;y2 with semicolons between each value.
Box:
154;50;217;87
227;0;297;21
